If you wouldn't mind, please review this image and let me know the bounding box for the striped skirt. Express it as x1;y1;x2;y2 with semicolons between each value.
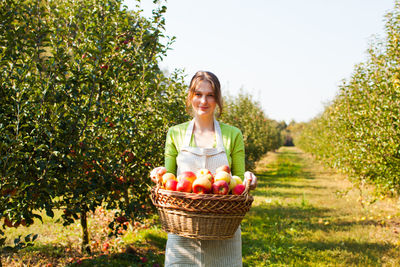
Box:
164;227;242;267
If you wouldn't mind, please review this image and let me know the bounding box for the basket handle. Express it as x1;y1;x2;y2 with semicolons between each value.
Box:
242;171;256;195
241;179;251;196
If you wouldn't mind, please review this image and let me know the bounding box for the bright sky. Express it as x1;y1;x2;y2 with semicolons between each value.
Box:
124;0;395;123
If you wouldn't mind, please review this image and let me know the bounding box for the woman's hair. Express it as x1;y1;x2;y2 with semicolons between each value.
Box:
186;71;223;116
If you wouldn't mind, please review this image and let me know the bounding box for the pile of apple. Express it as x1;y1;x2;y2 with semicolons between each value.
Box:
153;165;246;195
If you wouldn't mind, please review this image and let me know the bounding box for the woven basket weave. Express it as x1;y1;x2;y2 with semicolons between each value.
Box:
150;185;254;240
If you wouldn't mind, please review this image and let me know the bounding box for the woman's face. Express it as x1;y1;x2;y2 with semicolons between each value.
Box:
191;81;217;118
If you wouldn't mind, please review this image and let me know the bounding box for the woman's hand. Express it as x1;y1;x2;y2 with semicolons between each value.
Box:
244;171;257;190
150;166;167;184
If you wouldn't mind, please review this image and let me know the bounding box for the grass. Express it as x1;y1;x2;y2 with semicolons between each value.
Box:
242;146;400;266
2;210;167;266
2;146;400;266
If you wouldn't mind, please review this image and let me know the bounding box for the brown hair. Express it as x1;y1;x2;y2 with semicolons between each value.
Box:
186;71;223;116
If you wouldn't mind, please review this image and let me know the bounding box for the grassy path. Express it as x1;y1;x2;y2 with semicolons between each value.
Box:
241;146;400;266
3;146;400;266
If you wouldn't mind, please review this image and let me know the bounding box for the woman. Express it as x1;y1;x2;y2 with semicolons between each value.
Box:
153;71;257;266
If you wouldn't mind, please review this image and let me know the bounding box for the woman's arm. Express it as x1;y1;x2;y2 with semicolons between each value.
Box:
230;130;245;180
164;128;178;176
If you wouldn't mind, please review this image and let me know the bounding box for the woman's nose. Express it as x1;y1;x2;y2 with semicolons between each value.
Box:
200;95;207;103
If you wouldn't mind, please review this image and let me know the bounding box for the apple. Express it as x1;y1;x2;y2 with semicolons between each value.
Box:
196;168;214;183
214;171;231;185
192;177;212;194
212;180;229;195
178;171;197;184
176;179;192;193
165;179;178;191
232;184;246;195
117;176;126;184
116;216;127;224
216;165;231;174
150;167;167;184
162;173;177;186
229;177;237;191
229;175;242;191
3;217;13;228
102;242;110;252
3;217;20;228
122;150;134;162
232;176;243;185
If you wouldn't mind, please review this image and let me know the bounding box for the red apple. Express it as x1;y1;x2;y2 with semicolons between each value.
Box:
102;242;110;252
178;171;196;184
192;177;212;194
162;173;177;186
117;176;126;184
214;171;231;185
116;216;127;224
196;168;214;183
165;179;178;191
176;179;192;193
232;184;246;195
3;217;13;228
216;165;231;174
212;180;229;195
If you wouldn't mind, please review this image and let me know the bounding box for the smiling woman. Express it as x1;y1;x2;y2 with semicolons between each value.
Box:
154;70;257;266
186;71;223;118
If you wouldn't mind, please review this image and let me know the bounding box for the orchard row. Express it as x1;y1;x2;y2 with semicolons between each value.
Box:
0;0;283;254
294;1;400;197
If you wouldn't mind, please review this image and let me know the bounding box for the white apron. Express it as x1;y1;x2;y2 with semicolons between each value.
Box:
165;119;242;267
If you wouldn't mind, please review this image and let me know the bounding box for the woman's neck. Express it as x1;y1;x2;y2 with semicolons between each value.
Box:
193;115;215;133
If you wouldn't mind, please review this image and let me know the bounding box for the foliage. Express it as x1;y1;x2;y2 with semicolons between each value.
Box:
0;0;188;252
220;92;282;170
294;1;400;196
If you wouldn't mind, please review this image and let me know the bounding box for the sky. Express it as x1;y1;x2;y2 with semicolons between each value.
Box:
124;0;395;123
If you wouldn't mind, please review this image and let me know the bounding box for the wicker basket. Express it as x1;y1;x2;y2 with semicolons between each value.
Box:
150;183;254;240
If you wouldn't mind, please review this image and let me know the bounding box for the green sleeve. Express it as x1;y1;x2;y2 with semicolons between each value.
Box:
164;128;178;176
231;129;245;180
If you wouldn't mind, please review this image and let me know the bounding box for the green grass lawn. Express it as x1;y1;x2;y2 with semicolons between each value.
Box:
242;146;400;267
2;146;400;266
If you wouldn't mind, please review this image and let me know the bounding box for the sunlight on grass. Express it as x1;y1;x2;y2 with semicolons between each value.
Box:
242;146;400;266
3;146;400;266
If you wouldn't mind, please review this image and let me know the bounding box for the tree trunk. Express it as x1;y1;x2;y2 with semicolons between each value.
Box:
81;211;91;254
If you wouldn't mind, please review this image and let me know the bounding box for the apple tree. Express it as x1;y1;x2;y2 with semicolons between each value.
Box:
0;0;189;253
221;92;282;170
295;1;400;197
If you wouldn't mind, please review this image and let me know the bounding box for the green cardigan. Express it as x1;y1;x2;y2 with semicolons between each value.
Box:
164;121;245;179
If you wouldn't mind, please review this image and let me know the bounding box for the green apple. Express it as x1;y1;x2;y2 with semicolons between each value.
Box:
214;171;231;185
229;175;243;190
